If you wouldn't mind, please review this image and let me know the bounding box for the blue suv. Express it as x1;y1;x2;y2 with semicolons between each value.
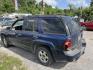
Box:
1;15;86;66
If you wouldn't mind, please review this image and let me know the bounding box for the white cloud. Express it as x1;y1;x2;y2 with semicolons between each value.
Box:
82;1;89;7
66;0;89;7
36;0;57;7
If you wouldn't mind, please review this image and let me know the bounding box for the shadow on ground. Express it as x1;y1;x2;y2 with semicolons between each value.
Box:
4;46;68;69
0;38;67;69
86;29;93;31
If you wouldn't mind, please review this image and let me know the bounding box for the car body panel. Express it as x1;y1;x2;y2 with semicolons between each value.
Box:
1;15;86;62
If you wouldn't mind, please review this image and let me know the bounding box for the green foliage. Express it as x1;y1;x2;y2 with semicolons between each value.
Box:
79;1;93;21
90;0;93;6
0;0;65;15
0;53;26;70
0;0;15;13
0;0;93;21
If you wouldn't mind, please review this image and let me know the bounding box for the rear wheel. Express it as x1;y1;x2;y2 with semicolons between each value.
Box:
36;47;54;66
1;36;10;48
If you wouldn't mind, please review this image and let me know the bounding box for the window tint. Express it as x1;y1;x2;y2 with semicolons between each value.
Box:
63;17;80;34
23;19;37;32
40;18;66;34
12;20;23;30
72;19;80;31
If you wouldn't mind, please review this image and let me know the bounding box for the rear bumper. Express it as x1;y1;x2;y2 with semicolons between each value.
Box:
64;38;86;61
54;39;86;62
64;46;85;61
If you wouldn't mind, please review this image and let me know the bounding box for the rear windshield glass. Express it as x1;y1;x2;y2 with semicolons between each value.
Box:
41;17;66;34
63;17;80;34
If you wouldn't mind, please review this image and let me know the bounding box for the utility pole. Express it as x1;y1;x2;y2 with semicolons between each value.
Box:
41;0;44;15
80;0;83;18
13;0;19;11
80;6;83;18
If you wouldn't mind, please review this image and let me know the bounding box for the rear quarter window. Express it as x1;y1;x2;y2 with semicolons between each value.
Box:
63;17;80;34
39;17;66;34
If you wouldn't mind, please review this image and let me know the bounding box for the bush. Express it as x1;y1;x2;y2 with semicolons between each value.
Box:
0;53;27;70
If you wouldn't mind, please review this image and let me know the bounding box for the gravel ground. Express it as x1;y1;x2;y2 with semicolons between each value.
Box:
0;31;93;70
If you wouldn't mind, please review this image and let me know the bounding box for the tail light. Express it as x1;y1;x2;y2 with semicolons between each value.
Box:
64;39;72;51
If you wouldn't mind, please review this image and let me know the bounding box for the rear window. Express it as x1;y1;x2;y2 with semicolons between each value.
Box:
40;17;66;34
63;17;80;34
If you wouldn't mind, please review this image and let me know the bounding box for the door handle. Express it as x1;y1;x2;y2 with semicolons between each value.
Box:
33;35;38;39
11;33;16;35
16;33;22;37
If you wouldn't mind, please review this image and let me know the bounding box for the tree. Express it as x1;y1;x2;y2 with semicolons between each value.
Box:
90;0;93;7
68;4;76;11
0;0;15;13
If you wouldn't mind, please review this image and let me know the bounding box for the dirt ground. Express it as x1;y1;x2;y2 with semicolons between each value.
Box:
0;31;93;70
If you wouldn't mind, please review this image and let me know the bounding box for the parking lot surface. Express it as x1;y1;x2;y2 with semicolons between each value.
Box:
0;31;93;70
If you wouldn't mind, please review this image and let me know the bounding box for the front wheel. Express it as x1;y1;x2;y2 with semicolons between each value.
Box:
36;47;54;66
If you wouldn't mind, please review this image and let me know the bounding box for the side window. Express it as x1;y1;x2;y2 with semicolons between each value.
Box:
12;20;23;30
23;19;38;32
40;18;66;34
71;20;80;32
63;17;80;34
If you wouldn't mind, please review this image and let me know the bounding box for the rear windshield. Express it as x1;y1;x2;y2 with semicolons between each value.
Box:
40;17;66;34
62;17;80;34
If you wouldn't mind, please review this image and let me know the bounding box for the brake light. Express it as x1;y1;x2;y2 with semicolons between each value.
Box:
64;39;72;50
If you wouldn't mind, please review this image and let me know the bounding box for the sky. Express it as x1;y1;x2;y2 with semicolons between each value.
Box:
36;0;91;9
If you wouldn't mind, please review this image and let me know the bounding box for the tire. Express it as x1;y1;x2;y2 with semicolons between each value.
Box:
36;47;54;66
1;36;10;48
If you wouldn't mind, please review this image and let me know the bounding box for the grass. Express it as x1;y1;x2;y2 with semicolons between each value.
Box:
0;53;27;70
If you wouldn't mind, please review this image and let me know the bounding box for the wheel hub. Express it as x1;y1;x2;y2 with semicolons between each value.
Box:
38;50;49;63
